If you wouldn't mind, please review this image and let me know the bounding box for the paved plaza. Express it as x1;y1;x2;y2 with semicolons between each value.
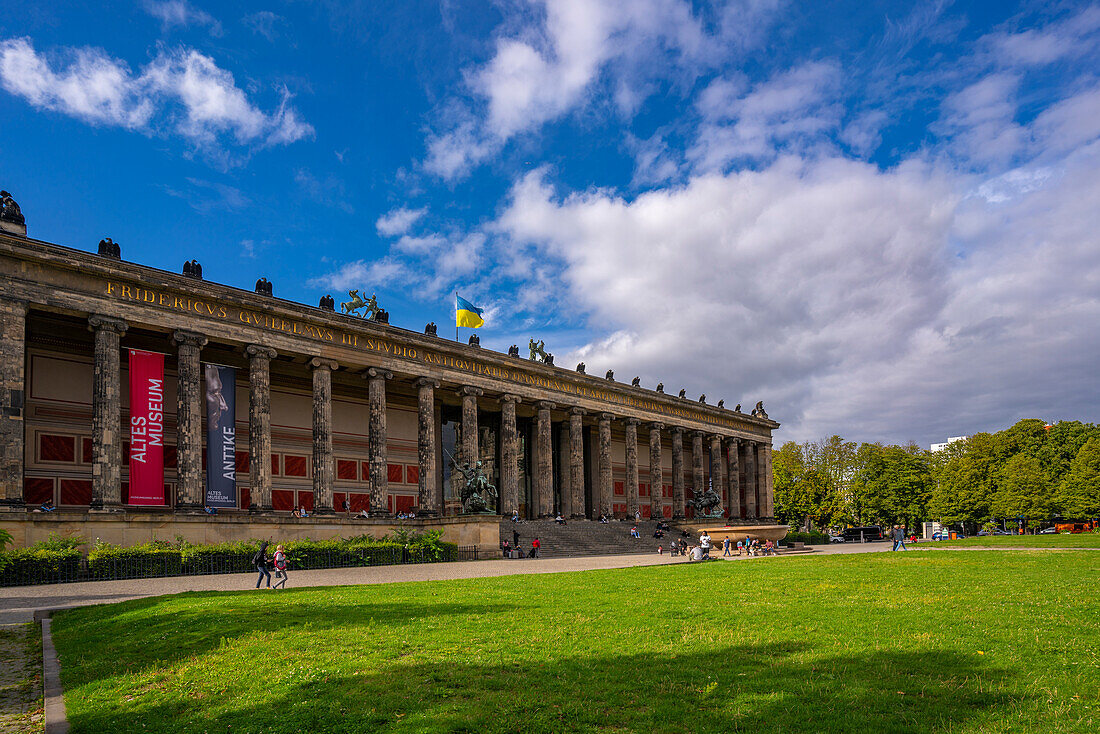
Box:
0;542;902;626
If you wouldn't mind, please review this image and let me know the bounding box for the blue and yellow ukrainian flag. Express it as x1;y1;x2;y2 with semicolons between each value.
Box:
455;294;485;328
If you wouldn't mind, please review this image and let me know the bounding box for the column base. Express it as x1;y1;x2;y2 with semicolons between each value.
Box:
89;502;126;513
175;502;205;514
0;498;26;512
366;510;393;519
413;509;439;517
312;508;336;516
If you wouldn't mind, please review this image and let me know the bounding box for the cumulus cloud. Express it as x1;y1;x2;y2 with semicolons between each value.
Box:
425;0;729;179
376;206;427;237
0;37;312;152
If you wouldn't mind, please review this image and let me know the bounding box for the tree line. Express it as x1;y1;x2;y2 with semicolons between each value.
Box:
772;419;1100;533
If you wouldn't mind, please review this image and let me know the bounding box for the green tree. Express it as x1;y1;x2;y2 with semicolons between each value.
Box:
991;454;1051;523
773;441;842;530
1055;437;1100;519
851;444;932;528
1039;421;1100;487
929;433;997;530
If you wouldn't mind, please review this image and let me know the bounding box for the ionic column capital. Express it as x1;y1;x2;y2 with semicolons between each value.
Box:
500;393;522;405
670;426;684;436
245;344;277;360
569;406;586;417
87;314;128;335
598;412;615;422
624;418;640;428
309;357;340;371
648;422;664;432
413;376;439;389
460;385;484;398
536;401;556;412
365;367;393;380
172;330;207;348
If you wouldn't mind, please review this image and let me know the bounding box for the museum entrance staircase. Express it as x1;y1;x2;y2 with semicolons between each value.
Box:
497;519;675;558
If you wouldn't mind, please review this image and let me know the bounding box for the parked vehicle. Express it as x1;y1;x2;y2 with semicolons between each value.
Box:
828;534;845;543
841;526;884;542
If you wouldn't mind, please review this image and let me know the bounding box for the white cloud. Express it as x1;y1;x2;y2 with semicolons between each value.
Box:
376;206;427;237
143;0;223;36
0;37;312;151
688;61;844;170
985;6;1100;67
490;135;1100;443
425;0;731;179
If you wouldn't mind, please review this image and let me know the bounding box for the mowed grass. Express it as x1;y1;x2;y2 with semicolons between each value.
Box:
935;533;1100;548
52;552;1099;734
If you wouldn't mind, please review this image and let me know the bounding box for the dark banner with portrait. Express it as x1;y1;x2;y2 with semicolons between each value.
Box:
204;364;237;508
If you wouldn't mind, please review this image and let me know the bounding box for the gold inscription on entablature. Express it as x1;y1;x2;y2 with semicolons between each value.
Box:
104;281;747;430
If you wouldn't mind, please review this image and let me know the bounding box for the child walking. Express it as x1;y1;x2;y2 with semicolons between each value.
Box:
272;545;289;589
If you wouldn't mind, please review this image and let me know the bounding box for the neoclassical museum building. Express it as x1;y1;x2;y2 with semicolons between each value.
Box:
0;194;778;546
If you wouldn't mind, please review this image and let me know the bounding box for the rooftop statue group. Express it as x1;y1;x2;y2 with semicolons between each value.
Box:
341;289;388;323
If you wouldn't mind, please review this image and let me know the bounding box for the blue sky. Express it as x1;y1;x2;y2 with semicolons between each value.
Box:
3;1;1099;446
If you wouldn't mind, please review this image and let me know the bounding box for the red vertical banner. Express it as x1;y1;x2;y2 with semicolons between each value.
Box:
128;349;166;505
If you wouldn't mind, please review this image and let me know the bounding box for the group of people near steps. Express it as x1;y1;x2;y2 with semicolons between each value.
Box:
252;540;290;589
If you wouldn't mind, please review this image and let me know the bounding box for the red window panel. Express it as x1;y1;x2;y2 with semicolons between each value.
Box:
641;505;651;519
337;460;358;481
239;487;251;510
82;438;93;464
686;487;695;500
284;455;307;477
235;451;249;474
387;464;404;484
639;483;649;497
664;484;673;498
613;481;624;496
349;492;369;513
164;445;178;469
296;491;314;512
612;503;627;514
271;489;295;511
406;465;419;485
334;492;348;512
40;434;75;463
686;505;695;519
60;479;92;508
394;494;415;514
271;454;280;476
23;477;54;505
361;462;370;480
663;505;672;518
387;494;393;512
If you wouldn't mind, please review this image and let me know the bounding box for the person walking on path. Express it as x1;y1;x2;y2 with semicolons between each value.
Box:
893;525;908;551
531;537;540;558
723;537;732;557
272;545;289;589
253;540;272;588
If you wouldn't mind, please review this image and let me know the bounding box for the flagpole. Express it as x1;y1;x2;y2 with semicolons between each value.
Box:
455;291;459;342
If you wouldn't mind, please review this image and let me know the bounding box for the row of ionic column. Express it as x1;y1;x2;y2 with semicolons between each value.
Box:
32;314;774;520
78;316;427;516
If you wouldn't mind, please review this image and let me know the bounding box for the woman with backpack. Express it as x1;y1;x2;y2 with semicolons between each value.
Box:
272;544;289;589
253;540;272;589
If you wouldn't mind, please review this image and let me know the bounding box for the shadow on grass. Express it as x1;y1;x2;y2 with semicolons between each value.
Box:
62;641;1021;734
53;591;506;677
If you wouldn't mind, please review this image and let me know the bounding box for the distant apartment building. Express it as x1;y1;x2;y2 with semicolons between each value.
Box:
930;436;969;452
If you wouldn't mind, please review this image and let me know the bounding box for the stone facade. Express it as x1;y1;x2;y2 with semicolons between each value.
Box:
0;229;780;543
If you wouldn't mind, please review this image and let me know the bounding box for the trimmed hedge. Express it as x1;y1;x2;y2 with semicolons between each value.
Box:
0;530;461;586
0;546;83;585
783;531;830;546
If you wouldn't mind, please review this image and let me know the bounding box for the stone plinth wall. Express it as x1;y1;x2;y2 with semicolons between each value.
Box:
0;513;502;554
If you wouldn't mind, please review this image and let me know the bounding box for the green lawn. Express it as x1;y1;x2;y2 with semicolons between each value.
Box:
52;552;1099;734
933;533;1100;548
